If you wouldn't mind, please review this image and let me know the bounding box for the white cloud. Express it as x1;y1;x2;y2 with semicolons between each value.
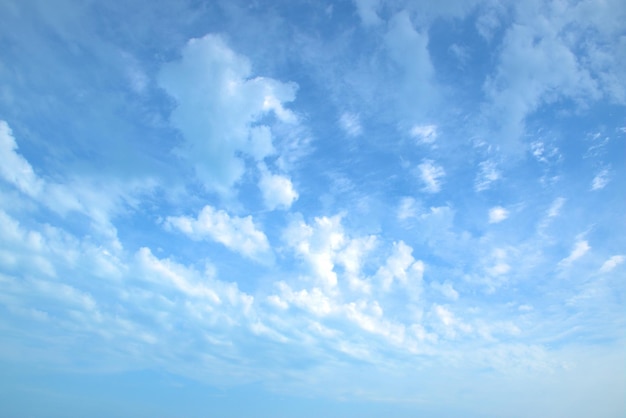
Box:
432;304;472;339
376;241;424;292
599;255;625;273
258;169;298;210
431;281;459;301
165;205;271;261
344;300;405;345
483;4;601;151
158;34;298;193
136;247;221;303
335;235;377;293
0;121;156;242
417;159;445;193
353;0;382;26
384;11;435;117
591;168;610;190
560;240;591;266
339;112;363;137
547;197;566;218
488;206;509;223
275;282;337;317
475;160;501;191
0;120;44;197
410;124;437;144
397;197;420;221
248;125;276;161
283;215;346;289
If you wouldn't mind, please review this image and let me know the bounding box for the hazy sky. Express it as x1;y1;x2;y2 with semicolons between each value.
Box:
0;0;625;417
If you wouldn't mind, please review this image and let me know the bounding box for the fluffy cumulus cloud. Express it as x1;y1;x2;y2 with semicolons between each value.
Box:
375;241;424;292
158;35;298;194
165;206;271;261
258;168;299;210
1;1;625;417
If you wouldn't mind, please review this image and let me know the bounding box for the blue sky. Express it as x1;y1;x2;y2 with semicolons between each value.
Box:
0;0;625;417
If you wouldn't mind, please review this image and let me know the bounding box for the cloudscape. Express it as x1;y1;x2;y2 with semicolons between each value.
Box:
0;1;624;417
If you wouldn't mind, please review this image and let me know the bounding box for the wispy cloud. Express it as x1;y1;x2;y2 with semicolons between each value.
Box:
339;112;363;137
417;159;445;193
591;168;610;190
410;124;437;144
599;255;625;273
559;240;591;267
475;160;501;191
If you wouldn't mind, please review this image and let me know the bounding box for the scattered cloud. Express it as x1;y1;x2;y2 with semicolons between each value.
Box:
417;159;445;193
258;168;299;210
375;241;424;292
0;121;44;197
339;112;363;137
431;281;460;301
591;168;610;190
560;240;591;267
410;124;437;144
475;160;501;191
165;206;271;261
397;197;420;221
488;206;509;223
599;255;625;273
158;34;298;194
1;2;625;416
353;0;383;26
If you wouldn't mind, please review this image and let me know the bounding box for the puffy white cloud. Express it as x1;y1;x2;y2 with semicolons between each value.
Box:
0;120;44;197
417;159;445;193
258;169;298;211
339;112;363;137
165;205;271;261
410;124;437;144
488;206;509;223
599;255;625;273
591;168;610;190
158;34;298;193
376;241;424;292
283;215;347;289
559;240;591;266
336;235;377;293
275;282;337;317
